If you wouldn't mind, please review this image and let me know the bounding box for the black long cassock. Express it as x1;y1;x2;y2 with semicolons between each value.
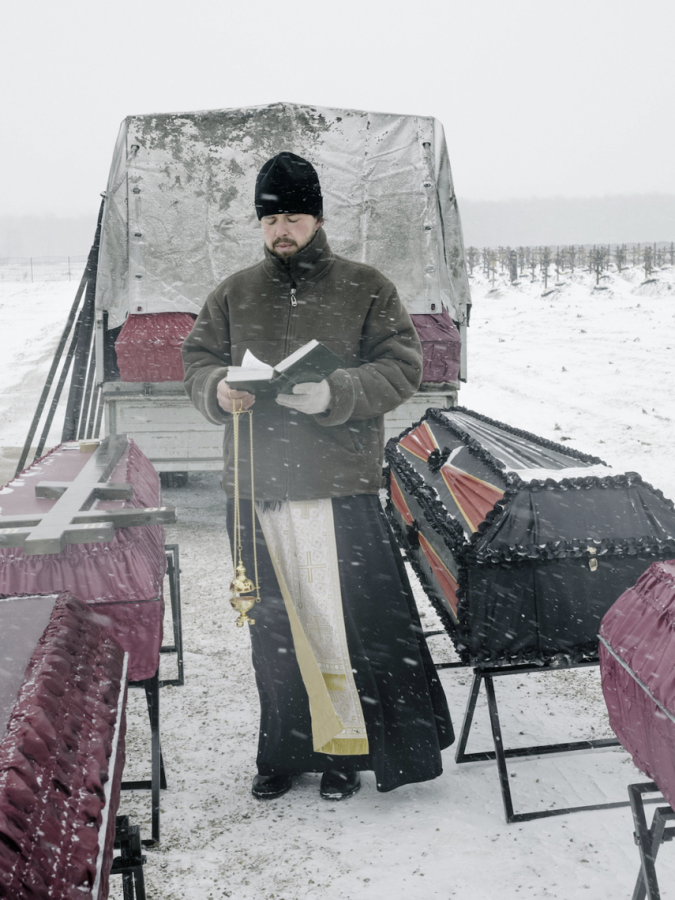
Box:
227;494;454;793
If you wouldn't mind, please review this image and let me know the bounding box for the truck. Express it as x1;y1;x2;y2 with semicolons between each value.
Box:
19;102;472;484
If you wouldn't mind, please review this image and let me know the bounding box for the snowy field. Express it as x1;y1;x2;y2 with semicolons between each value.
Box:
1;265;675;899
0;281;76;485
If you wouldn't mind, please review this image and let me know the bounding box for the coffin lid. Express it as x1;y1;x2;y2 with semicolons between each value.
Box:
388;407;675;563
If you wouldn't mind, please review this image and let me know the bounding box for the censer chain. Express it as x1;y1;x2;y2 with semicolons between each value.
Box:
248;409;260;601
230;406;260;626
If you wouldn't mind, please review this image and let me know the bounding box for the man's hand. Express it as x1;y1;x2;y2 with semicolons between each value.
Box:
275;380;331;415
217;378;255;413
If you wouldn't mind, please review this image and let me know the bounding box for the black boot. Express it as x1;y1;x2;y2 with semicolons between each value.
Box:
320;768;361;801
251;773;293;800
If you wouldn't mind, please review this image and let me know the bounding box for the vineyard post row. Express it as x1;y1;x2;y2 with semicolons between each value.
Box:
465;242;675;285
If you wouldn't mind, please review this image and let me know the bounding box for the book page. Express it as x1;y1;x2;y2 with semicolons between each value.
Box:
274;340;319;373
226;367;272;382
241;349;273;371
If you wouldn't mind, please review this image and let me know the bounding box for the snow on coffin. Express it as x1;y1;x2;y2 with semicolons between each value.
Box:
0;593;127;900
114;312;196;382
599;560;675;810
0;438;170;681
385;407;675;665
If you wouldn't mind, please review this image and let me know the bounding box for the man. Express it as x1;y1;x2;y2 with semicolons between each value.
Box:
182;152;453;801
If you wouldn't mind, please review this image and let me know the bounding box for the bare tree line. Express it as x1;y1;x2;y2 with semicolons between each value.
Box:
466;242;675;287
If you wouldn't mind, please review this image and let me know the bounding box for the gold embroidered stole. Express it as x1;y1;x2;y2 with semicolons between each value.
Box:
256;499;369;756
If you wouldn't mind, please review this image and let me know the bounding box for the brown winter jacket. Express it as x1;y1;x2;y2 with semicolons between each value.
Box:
182;228;422;500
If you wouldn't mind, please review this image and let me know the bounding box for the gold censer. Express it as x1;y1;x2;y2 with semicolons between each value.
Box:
228;406;260;626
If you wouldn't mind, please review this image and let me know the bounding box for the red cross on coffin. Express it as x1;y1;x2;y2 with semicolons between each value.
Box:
0;435;176;554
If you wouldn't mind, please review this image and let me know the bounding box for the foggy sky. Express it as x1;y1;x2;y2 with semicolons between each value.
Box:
1;0;674;219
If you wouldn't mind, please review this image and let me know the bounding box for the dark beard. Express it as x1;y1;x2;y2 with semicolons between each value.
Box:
272;239;299;259
271;229;318;259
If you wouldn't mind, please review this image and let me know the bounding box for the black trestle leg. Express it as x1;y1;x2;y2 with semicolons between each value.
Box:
454;670;483;764
484;674;515;823
629;782;675;900
160;544;184;687
112;815;147;900
145;669;162;845
122;669;166;845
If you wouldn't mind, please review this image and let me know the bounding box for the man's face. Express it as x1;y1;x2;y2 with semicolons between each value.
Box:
261;213;321;259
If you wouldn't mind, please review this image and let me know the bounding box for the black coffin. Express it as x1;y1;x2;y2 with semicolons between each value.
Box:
385;407;675;666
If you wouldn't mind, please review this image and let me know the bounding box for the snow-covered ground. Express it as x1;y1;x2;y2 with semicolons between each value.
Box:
1;266;674;899
461;264;675;503
0;282;76;485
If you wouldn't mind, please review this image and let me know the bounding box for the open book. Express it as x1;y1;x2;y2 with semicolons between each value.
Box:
226;340;345;396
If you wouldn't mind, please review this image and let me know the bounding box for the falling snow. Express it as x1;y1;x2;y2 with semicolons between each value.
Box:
1;265;674;899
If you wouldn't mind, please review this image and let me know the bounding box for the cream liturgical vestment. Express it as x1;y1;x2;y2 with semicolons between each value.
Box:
227;492;453;792
257;500;369;756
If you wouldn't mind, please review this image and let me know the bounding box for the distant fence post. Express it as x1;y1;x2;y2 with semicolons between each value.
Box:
509;249;518;283
0;256;88;283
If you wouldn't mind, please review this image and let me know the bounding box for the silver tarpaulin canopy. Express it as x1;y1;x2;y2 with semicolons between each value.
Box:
96;102;471;330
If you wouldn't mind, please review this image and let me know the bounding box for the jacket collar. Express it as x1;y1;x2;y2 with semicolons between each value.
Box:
263;226;335;288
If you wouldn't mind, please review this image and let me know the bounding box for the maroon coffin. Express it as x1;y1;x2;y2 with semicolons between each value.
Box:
0;439;165;681
115;312;195;382
0;593;126;900
410;309;461;385
600;560;675;810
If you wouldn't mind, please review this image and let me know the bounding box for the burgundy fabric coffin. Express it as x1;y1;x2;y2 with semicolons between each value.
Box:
115;309;461;385
0;440;165;681
0;593;126;900
115;312;195;382
600;560;675;809
410;310;461;384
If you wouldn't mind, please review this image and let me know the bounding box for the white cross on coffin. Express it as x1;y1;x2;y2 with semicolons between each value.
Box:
0;435;177;555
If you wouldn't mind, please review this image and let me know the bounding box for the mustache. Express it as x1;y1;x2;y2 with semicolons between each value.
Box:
273;237;297;247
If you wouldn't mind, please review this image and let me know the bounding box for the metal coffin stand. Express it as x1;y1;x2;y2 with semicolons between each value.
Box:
111;816;147;900
445;656;626;823
628;782;675;900
121;544;184;847
122;672;166;848
427;615;629;822
160;543;184;688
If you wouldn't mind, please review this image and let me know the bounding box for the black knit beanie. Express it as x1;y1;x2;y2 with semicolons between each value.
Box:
255;152;323;220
